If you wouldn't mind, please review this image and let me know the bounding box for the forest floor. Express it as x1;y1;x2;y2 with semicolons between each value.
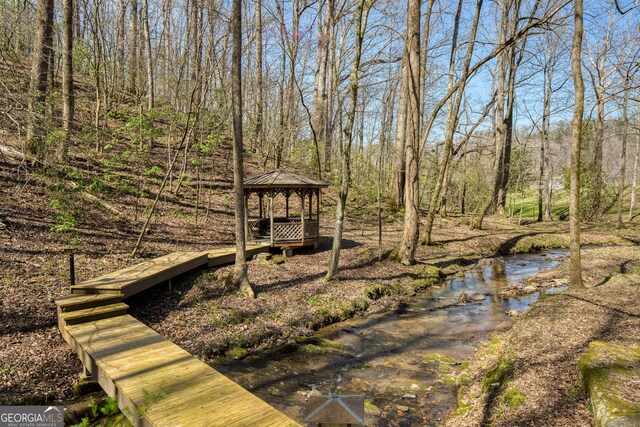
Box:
1;131;639;426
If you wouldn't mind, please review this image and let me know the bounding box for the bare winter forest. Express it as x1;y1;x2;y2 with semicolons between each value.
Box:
0;0;639;426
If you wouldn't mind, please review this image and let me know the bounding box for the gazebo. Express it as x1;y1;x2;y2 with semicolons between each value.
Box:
243;170;330;248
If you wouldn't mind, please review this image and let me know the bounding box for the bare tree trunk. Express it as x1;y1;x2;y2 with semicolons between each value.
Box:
569;0;584;288
312;0;329;175
26;0;54;164
253;0;263;154
129;0;139;96
630;116;639;221
117;0;126;91
397;0;421;264
324;0;336;172
143;0;154;110
61;0;74;161
419;0;436;123
231;0;254;297
393;55;407;209
325;0;371;281
591;82;605;217
617;76;629;228
538;58;552;221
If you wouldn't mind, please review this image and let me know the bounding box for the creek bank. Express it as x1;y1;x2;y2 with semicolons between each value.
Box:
212;247;572;425
445;244;640;427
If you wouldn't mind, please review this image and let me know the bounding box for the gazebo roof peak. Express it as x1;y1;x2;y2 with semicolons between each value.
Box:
244;169;330;189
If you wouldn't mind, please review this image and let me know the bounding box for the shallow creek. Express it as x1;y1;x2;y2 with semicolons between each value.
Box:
215;249;567;426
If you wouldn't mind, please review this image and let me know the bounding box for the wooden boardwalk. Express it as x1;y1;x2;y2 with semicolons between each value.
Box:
56;243;300;426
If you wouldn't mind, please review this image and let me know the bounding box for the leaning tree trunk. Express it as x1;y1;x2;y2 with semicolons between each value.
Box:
325;0;370;281
230;0;254;297
569;0;584;288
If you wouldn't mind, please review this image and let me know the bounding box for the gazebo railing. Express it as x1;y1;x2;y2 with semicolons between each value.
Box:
248;218;319;243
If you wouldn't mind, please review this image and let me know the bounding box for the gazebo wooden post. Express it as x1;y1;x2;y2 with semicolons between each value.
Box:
244;192;250;243
301;190;305;246
285;192;289;218
269;190;274;246
316;190;320;224
259;193;263;218
308;191;313;219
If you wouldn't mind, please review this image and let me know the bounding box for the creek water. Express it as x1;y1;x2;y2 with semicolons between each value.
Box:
215;249;568;426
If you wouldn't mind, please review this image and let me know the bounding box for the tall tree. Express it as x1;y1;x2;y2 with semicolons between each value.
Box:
231;0;254;297
393;53;408;209
253;0;263;154
325;0;372;280
61;0;75;161
569;0;584;288
537;34;559;222
616;72;629;228
630;113;639;221
128;0;140;95
26;0;54;164
143;0;154;110
396;0;420;264
312;0;331;177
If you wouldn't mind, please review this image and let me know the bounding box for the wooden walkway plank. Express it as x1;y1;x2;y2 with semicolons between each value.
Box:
66;315;300;426
71;252;208;297
59;245;300;426
204;243;271;267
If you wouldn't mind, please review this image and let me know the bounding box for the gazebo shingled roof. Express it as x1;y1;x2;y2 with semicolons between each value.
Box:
244;169;329;189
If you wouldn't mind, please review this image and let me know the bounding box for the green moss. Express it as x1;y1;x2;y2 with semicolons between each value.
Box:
301;344;327;354
441;373;458;386
579;341;640;425
500;387;526;408
421;353;457;365
364;399;381;414
271;256;286;265
365;284;389;300
387;249;400;262
451;385;471;416
458;373;470;386
226;347;248;360
482;354;516;393
426;265;444;277
294;336;343;350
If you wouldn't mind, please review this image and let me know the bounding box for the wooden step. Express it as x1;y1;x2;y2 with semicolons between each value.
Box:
60;303;129;326
55;293;123;312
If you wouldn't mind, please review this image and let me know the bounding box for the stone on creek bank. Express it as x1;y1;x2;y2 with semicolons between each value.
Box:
578;341;640;427
458;292;486;304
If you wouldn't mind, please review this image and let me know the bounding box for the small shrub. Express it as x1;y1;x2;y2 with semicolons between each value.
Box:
100;397;120;416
